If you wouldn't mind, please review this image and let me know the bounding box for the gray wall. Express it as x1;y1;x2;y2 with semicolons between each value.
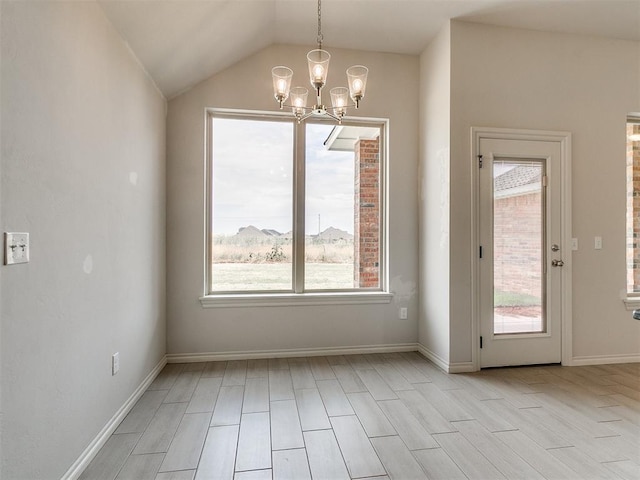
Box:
1;2;166;478
166;45;419;355
447;21;640;364
418;23;452;363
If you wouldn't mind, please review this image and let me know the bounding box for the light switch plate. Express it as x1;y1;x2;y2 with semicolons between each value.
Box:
4;232;29;265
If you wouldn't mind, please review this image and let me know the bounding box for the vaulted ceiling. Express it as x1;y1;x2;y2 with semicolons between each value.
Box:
97;0;640;99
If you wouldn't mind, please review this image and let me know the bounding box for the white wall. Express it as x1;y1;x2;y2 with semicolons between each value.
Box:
448;21;640;363
418;23;451;363
166;45;419;356
1;2;166;478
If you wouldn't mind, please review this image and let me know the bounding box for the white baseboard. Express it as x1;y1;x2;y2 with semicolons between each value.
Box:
570;353;640;366
62;355;168;480
416;343;477;373
167;343;419;363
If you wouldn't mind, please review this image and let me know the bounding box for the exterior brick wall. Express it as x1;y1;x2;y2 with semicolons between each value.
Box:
354;138;380;288
494;191;542;296
627;122;640;292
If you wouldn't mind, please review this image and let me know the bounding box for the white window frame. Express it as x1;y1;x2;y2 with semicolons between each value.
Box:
200;108;392;308
624;116;640;310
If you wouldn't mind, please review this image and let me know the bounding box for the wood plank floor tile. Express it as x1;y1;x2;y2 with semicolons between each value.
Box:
347;354;374;370
269;370;295;401
134;403;188;454
149;364;185;391
289;359;316;389
294;388;331;431
377;399;438;450
247;359;269;378
412;448;467;480
116;453;164;479
548;446;622;479
330;415;386;478
447;392;516;433
413;382;473;422
183;362;206;373
304;429;350;480
159;412;210;472
115;390;168;434
202;361;227;378
374;363;415;391
223;360;248;386
346;392;396;437
155;470;195;480
272;448;311;480
332;364;368;393
396;390;456;434
79;433;141;480
370;435;428;479
270;400;304;450
493;430;580;479
325;355;349;365
195;425;239;480
269;357;290;371
384;356;430;384
455;419;544;479
242;377;270;414
433;431;506;479
356;369;398;401
316;379;354;416
211;385;244;426
233;470;272;480
186;377;222;414
164;372;201;404
603;460;640;480
236;412;271;472
309;356;336;380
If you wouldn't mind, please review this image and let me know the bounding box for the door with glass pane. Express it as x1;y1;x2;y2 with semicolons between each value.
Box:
479;138;563;367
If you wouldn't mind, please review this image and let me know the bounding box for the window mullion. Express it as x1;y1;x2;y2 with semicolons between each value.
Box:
293;121;306;293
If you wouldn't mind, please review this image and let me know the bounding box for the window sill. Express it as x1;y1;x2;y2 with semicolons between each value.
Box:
622;296;640;311
199;291;394;308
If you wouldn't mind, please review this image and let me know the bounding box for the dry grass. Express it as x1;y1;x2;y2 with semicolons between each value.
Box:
212;236;354;264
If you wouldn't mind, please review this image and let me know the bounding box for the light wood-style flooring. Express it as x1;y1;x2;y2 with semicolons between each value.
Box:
80;353;640;480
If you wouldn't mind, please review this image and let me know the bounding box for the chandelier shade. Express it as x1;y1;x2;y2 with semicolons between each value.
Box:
346;65;368;107
272;66;293;107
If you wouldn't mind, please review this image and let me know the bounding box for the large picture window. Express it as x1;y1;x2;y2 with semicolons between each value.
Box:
627;116;640;294
205;110;386;298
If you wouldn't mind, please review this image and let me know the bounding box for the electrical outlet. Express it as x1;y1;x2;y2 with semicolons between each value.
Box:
399;307;408;320
595;236;602;250
112;352;120;375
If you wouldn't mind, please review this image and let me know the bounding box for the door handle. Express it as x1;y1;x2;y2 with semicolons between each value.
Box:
551;259;564;267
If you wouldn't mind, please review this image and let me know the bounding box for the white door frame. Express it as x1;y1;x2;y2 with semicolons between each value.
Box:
471;127;573;371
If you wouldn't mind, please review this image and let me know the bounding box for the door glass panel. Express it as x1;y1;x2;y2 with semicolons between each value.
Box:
493;159;545;334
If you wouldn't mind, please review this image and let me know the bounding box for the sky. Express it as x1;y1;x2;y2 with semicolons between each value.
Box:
212;117;357;235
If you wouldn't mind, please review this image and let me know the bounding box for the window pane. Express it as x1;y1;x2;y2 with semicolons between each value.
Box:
210;117;293;292
627;120;640;293
305;123;381;290
493;160;545;334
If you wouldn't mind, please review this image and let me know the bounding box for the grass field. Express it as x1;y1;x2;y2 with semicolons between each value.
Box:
211;262;354;291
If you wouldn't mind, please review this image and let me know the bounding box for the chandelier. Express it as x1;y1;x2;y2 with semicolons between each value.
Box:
271;0;368;123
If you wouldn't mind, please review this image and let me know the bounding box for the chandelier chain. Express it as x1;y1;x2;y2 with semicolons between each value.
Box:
316;0;323;49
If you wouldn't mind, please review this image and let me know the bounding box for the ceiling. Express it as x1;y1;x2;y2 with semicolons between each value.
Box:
97;0;640;99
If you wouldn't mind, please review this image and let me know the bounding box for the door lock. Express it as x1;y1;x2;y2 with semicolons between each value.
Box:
551;259;564;267
551;244;560;252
